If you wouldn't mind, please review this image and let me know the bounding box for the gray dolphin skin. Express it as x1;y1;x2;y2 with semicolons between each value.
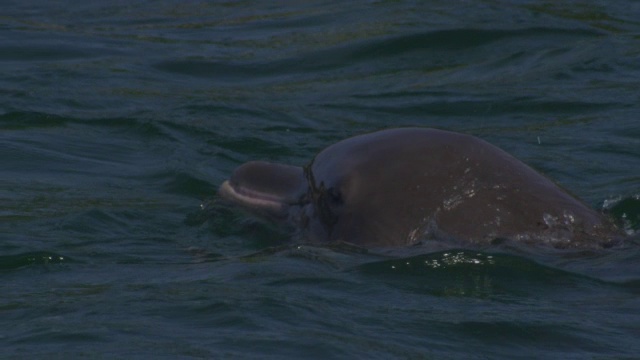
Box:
218;128;622;249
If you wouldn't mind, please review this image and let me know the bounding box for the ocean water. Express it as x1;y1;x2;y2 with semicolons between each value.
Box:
2;0;640;358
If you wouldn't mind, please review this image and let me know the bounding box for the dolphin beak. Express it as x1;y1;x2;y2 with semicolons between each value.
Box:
218;161;307;220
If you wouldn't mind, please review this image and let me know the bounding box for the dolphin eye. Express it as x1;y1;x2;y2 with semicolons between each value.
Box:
327;187;343;205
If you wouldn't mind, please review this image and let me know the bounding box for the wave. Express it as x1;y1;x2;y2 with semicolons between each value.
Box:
0;251;72;271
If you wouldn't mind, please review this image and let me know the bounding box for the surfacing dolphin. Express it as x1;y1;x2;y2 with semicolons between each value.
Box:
218;128;623;249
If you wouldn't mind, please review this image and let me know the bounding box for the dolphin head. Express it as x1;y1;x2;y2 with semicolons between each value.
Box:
218;128;621;249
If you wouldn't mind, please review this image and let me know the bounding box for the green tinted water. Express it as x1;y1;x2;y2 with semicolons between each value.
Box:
2;1;640;358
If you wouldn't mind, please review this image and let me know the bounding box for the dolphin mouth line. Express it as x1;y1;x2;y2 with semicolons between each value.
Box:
218;180;292;215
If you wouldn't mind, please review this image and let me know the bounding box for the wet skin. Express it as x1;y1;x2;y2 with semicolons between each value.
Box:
219;128;622;249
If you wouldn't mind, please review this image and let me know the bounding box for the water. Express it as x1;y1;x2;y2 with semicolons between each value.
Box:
2;0;640;358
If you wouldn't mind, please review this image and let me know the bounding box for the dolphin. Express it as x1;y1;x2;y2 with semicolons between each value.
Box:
218;128;622;249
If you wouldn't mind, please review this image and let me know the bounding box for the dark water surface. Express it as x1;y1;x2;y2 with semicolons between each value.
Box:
2;1;640;358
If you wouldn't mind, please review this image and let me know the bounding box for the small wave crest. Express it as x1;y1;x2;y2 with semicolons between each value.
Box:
604;194;640;235
0;251;72;271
